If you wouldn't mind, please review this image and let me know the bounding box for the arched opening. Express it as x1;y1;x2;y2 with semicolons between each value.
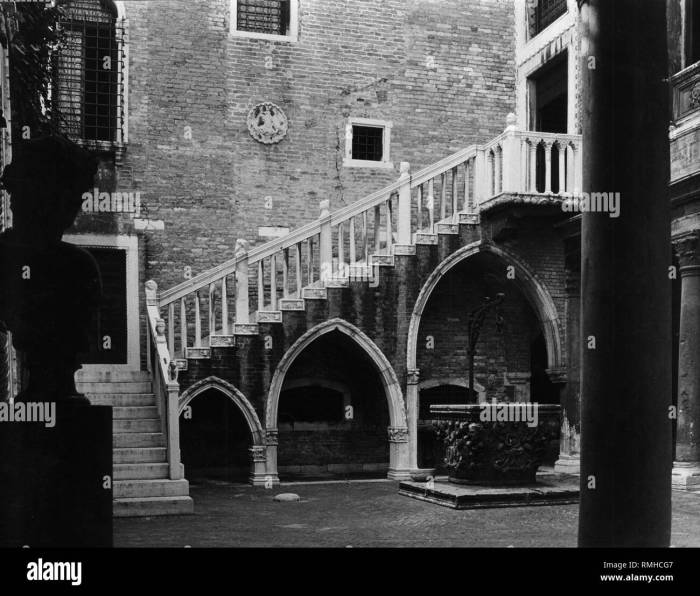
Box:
277;330;390;480
413;248;562;468
179;388;252;483
178;377;265;485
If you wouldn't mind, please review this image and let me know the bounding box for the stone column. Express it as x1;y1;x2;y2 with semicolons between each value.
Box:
555;236;581;474
264;428;280;487
406;368;420;471
578;0;672;546
672;232;700;488
249;445;269;487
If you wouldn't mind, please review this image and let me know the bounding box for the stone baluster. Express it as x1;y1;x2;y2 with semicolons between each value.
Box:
451;166;458;219
427;178;435;231
221;275;229;335
374;204;381;254
270;254;277;310
295;242;302;297
397;161;411;245
385;196;393;252
338;222;345;276
168;302;175;356
319;199;332;282
529;141;538;193
208;282;215;336
257;260;264;312
440;172;447;220
544;141;553;194
464;159;471;212
349;217;356;264
558;142;566;194
282;248;289;299
180;296;187;357
234;238;250;325
194;290;202;348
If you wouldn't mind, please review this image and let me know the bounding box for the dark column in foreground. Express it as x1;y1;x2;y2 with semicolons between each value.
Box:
578;0;672;547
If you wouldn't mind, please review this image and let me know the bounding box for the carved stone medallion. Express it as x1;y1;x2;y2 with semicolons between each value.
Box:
247;102;288;144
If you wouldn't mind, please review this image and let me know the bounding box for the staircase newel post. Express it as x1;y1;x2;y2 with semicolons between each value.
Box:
234;239;250;325
319;199;332;282
167;383;184;480
500;112;522;194
473;146;488;210
397;161;411;245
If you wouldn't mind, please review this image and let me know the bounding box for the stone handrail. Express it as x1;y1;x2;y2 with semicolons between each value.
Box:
144;280;184;480
154;115;581;363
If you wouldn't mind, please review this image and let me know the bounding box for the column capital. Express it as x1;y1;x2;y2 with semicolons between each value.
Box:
265;428;278;446
388;426;409;443
249;445;267;463
406;368;420;385
673;232;700;271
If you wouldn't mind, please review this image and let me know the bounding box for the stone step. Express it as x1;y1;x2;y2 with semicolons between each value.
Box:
76;370;152;383
113;418;161;433
113;432;165;448
88;393;157;407
77;381;152;394
114;462;170;480
114;447;167;464
113;496;194;517
113;406;160;420
113;478;190;499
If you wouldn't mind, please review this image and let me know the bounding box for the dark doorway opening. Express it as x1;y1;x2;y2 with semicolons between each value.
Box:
530;52;568;192
180;388;252;483
81;247;127;364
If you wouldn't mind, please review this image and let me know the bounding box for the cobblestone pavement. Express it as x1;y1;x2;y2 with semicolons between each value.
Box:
114;480;700;548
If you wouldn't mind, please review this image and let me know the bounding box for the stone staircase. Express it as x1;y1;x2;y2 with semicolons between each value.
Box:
76;370;193;517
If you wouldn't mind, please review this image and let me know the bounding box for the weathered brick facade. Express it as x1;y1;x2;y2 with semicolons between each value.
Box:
118;0;515;290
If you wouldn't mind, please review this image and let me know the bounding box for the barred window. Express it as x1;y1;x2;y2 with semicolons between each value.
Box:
528;0;567;38
351;126;383;162
343;118;393;168
231;0;297;41
237;0;289;35
54;0;126;146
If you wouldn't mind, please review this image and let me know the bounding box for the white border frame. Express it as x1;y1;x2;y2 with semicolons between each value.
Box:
229;0;299;42
65;233;140;373
343;117;394;169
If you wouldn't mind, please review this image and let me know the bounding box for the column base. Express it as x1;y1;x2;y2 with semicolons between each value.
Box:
554;453;580;475
387;468;412;481
672;462;700;490
250;473;279;488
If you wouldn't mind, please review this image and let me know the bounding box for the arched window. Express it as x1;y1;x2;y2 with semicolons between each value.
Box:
54;0;126;147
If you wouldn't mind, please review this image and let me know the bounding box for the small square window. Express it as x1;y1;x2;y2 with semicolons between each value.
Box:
230;0;298;42
343;118;393;169
352;126;384;161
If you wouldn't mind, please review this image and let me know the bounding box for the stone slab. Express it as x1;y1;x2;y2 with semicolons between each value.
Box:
398;473;579;509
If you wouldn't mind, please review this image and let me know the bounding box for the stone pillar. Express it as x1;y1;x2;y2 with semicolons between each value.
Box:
387;426;411;480
555;236;581;474
249;445;269;487
406;368;420;470
578;0;672;547
263;428;280;486
672;232;700;488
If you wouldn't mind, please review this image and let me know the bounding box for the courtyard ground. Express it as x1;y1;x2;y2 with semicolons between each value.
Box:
114;479;700;548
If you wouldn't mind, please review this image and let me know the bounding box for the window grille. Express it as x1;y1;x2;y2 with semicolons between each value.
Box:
54;0;126;145
237;0;290;36
351;126;384;162
530;0;566;37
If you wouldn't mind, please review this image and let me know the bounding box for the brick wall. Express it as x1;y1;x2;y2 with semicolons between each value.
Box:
115;0;515;292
